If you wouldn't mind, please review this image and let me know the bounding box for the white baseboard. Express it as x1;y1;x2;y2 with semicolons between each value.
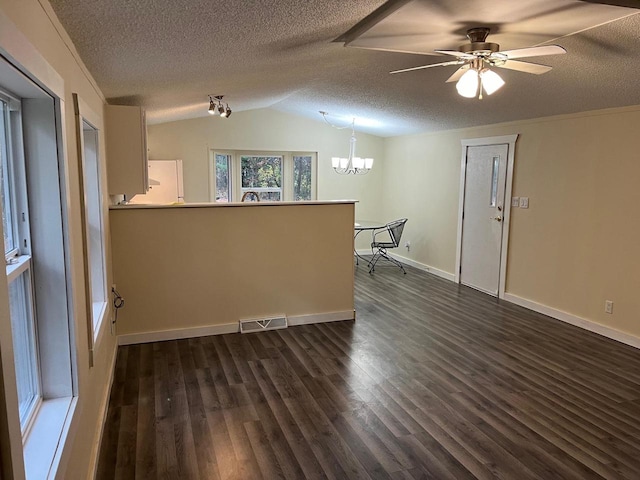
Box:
117;323;240;345
503;293;640;350
288;310;355;326
358;249;455;282
117;310;356;345
90;343;118;480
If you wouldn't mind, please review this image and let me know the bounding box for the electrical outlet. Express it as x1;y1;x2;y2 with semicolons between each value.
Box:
519;197;529;209
605;300;613;314
405;241;410;251
511;197;520;207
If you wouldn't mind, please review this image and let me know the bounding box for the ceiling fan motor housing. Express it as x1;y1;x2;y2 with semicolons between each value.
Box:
460;27;500;55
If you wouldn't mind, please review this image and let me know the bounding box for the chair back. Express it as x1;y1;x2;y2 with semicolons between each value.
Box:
387;218;407;247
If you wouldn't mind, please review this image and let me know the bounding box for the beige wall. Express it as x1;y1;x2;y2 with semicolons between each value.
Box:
110;203;355;336
147;110;385;250
384;106;640;339
0;1;116;479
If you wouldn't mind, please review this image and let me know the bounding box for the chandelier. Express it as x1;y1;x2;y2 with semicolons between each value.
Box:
320;111;373;175
208;95;232;118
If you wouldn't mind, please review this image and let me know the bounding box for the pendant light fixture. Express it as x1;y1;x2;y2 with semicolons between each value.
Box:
208;95;232;118
320;111;373;175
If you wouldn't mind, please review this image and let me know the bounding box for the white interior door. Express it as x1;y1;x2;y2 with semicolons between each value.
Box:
460;144;509;295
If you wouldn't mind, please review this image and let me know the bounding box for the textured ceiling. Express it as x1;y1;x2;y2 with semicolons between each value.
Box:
48;0;640;136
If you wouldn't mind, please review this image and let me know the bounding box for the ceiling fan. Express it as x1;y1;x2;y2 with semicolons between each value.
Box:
390;27;566;99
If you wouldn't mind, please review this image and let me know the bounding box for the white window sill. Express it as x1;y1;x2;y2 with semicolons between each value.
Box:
6;254;30;283
23;397;74;479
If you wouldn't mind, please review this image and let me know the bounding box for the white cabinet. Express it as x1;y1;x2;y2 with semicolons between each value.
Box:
128;160;184;204
105;104;148;197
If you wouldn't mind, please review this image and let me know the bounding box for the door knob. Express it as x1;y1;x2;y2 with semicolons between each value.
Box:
491;216;502;222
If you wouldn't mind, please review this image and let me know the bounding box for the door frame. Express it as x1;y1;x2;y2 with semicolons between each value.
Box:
455;134;519;298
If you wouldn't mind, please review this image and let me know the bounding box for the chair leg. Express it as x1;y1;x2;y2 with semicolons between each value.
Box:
369;247;406;274
368;247;383;274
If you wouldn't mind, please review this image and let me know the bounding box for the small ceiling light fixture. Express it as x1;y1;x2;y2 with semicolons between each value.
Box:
207;95;232;118
320;111;373;175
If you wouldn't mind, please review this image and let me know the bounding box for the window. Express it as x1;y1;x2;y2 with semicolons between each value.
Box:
209;150;316;202
241;155;282;201
214;153;232;202
8;268;39;426
81;120;107;338
1;103;15;255
293;155;313;201
2;94;41;432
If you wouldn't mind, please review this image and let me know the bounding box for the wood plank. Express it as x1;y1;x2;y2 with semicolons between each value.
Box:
96;265;640;479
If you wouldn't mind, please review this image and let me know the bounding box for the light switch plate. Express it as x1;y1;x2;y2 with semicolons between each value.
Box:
511;197;520;207
519;197;529;209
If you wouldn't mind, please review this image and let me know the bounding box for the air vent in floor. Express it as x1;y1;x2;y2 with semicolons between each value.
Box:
239;315;288;333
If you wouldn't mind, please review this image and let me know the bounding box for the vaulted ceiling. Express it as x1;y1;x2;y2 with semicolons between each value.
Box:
49;0;640;136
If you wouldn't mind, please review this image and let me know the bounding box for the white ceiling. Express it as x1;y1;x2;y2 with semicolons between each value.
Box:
48;0;640;137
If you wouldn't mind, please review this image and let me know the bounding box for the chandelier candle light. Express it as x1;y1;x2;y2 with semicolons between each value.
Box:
320;111;373;175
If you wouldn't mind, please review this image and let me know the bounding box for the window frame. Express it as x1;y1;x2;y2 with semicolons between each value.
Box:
209;149;317;203
1;89;42;434
73;93;109;362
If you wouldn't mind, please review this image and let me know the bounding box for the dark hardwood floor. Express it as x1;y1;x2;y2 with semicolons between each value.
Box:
96;264;640;479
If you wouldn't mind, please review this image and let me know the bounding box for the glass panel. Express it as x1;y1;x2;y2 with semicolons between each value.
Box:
257;191;281;202
1;100;16;255
8;270;40;429
490;156;499;207
241;156;282;189
293;155;312;201
82;124;106;333
215;154;231;202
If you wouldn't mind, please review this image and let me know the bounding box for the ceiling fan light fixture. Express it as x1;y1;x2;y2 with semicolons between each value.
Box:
480;69;505;95
456;69;479;98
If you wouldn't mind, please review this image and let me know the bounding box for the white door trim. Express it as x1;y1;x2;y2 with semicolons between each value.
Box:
455;134;519;298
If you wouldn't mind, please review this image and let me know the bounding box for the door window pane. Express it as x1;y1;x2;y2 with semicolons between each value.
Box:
293;155;312;201
215;154;231;202
9;271;40;428
489;156;499;207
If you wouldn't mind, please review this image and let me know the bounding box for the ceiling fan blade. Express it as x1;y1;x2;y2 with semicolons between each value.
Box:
434;50;474;58
445;66;470;83
496;60;553;75
390;60;464;75
334;0;413;44
498;45;567;59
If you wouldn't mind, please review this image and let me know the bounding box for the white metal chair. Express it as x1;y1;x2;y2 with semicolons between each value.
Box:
369;218;408;274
